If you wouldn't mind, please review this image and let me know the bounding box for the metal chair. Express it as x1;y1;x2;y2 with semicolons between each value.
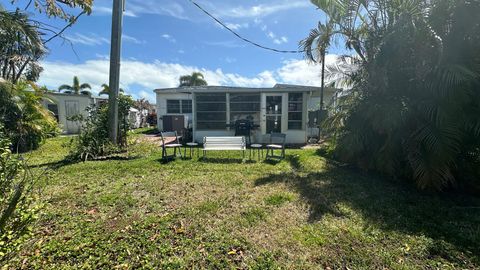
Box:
160;131;182;160
265;133;286;159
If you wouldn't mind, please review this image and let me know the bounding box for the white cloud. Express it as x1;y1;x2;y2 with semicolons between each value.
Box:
125;0;187;20
161;34;176;43
265;31;288;45
273;36;288;44
224;57;236;63
203;40;245;48
225;22;249;30
276;55;339;86
93;6;137;17
66;33;110;46
93;0;310;20
38;56;338;102
122;34;146;44
65;33;144;46
219;1;310;18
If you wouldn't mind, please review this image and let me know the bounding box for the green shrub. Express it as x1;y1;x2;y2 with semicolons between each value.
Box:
317;0;480;191
66;94;134;161
0;81;59;152
0;127;41;260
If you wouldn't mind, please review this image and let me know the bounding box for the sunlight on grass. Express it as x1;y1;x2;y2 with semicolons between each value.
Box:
8;136;480;269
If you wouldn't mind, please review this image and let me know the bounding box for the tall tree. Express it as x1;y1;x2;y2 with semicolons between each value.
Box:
300;21;335;137
99;83;124;96
307;0;480;191
58;76;91;95
0;9;46;83
179;72;208;87
0;1;93;83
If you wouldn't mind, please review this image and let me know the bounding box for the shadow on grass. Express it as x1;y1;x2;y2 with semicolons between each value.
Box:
138;128;159;135
30;155;141;169
200;157;249;164
29;159;76;170
254;161;480;262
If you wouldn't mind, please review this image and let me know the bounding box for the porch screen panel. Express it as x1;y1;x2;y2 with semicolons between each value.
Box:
196;93;227;130
230;93;260;125
288;93;303;130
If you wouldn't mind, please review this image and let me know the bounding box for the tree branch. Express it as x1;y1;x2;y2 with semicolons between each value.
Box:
43;10;85;44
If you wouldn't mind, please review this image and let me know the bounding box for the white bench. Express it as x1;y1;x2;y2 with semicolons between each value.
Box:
203;136;246;158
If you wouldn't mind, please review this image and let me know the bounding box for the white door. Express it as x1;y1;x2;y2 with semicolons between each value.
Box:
265;95;283;134
65;101;80;133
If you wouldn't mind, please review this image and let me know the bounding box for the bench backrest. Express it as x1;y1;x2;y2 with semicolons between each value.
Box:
160;131;180;146
269;133;286;145
203;136;246;150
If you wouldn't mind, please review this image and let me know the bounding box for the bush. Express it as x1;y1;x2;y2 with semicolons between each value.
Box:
0;127;41;260
146;112;157;126
322;1;480;191
0;81;59;152
67;94;134;161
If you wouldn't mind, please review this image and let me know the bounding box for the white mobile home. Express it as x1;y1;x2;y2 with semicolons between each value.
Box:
154;84;338;144
42;92;107;134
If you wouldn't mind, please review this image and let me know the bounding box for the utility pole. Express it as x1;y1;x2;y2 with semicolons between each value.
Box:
108;0;124;144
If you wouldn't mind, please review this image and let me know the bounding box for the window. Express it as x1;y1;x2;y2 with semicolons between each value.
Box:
166;100;180;113
196;93;226;130
230;93;260;125
167;99;192;114
288;93;303;130
181;100;192;113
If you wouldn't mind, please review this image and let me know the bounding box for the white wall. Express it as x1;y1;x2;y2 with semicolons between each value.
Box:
156;92;193;131
43;93;95;134
156;90;309;144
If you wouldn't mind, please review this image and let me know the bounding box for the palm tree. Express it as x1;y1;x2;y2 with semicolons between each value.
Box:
58;76;91;95
0;9;46;83
179;72;207;87
307;0;480;191
299;21;334;112
99;83;124;96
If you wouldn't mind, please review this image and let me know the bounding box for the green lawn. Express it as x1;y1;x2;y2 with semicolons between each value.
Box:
8;134;480;269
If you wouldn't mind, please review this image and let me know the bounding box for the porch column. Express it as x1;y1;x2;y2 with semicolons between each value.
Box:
226;93;230;130
260;93;266;140
281;93;288;133
192;93;196;142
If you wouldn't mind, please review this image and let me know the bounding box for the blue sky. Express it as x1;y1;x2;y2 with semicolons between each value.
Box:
2;0;343;102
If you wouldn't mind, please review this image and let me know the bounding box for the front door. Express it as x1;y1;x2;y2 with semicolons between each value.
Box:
265;95;282;134
65;100;80;133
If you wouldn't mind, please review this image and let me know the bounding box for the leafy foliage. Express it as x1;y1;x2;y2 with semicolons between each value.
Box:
67;94;134;161
0;127;40;261
58;76;91;95
0;8;46;83
98;83;124;96
0;80;59;152
179;72;208;87
10;0;93;21
312;0;480;191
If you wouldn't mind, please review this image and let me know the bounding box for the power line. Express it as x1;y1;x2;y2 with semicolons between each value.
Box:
187;0;305;54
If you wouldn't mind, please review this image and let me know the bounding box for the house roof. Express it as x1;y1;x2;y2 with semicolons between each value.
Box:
46;92;108;100
154;83;335;94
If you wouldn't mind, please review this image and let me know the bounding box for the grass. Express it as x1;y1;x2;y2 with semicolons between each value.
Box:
6;133;480;269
